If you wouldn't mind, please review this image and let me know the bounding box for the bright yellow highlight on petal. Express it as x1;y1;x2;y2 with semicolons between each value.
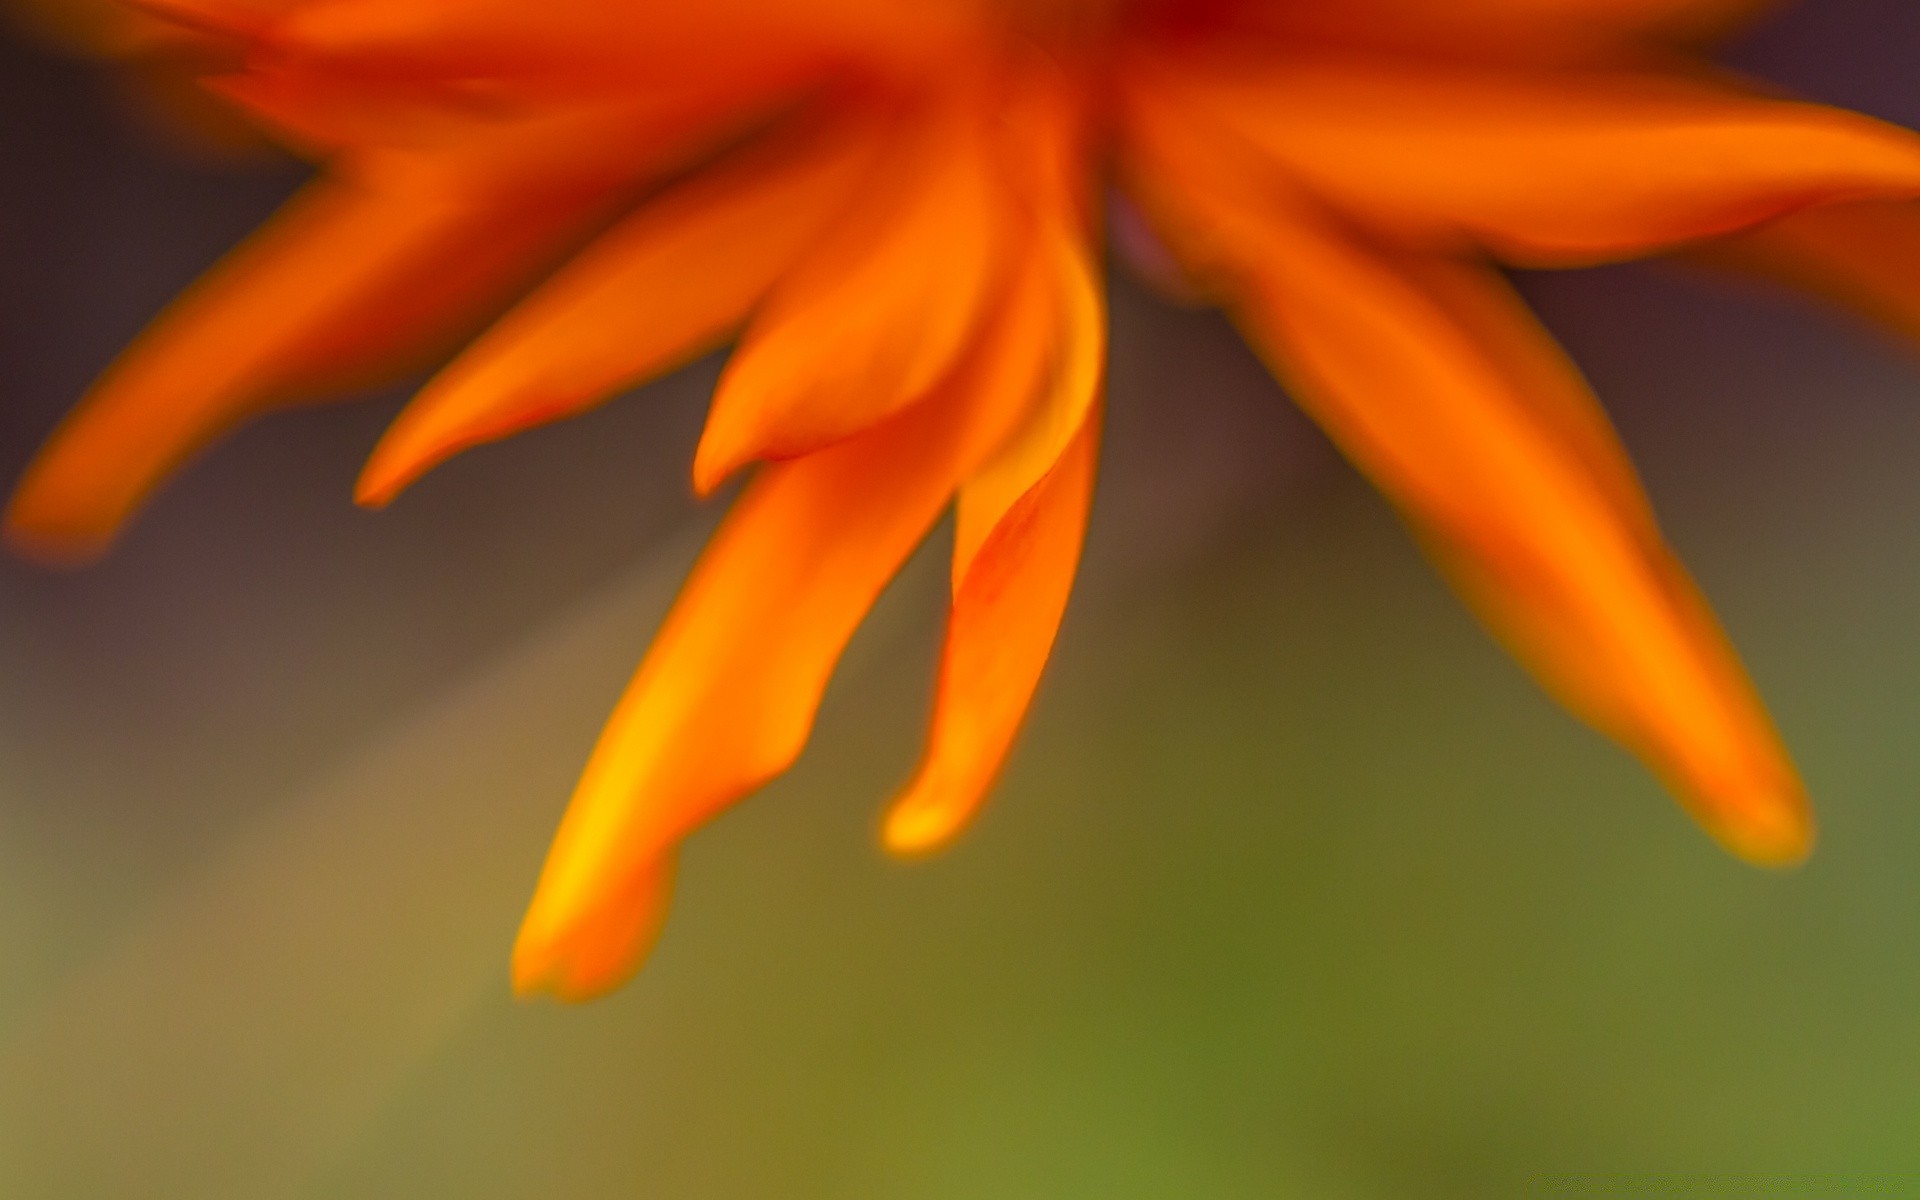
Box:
514;264;1062;997
14;0;1920;998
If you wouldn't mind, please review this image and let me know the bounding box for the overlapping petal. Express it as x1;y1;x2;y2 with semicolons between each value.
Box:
356;103;890;504
952;228;1103;576
1130;52;1920;266
5;168;611;559
882;216;1104;853
231;0;973;98
1693;198;1920;346
1124;100;1810;863
692;86;1017;492
5;26;810;558
884;413;1099;856
512;259;1059;1000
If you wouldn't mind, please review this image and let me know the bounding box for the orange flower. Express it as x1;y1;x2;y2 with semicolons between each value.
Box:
14;0;1920;999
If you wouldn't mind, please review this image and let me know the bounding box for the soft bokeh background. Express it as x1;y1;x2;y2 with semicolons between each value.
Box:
4;4;1920;1195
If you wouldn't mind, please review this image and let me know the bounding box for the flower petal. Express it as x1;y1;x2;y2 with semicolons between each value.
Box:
953;218;1106;579
1124;122;1811;864
881;219;1104;854
1131;54;1920;266
253;0;963;98
882;409;1099;856
1691;198;1920;346
512;263;1055;1001
691;88;1015;493
355;106;887;506
212;58;788;187
5;169;611;561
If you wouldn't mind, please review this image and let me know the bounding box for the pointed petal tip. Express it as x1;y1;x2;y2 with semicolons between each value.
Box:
509;920;646;1004
880;781;969;859
1709;796;1815;870
359;355;583;512
509;855;677;1003
351;455;412;511
1677;751;1815;867
508;939;632;1004
879;815;948;859
688;432;748;499
3;492;118;567
355;409;467;510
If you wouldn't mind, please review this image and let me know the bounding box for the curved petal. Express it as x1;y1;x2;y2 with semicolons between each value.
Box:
1123;118;1811;864
691;88;1015;493
512;260;1056;1002
882;409;1100;856
251;0;969;98
211;59;792;186
1129;53;1920;266
8;20;795;560
952;226;1105;578
356;106;888;506
5;169;612;561
881;218;1104;854
1690;198;1920;346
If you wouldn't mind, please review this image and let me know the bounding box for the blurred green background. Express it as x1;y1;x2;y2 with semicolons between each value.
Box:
6;3;1920;1196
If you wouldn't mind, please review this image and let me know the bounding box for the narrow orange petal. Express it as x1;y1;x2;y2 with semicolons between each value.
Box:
1125;120;1810;865
1129;54;1920;266
211;46;808;188
882;218;1103;854
883;410;1099;856
512;267;1055;1001
691;89;1014;493
1692;198;1920;346
260;0;966;104
953;223;1105;580
5;172;608;561
513;854;677;1003
356;107;887;506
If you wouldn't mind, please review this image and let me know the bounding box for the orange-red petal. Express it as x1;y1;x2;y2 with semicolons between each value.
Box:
952;176;1103;574
5;170;610;560
881;217;1104;853
692;88;1014;493
1124;114;1810;864
1129;54;1920;266
1693;198;1920;346
253;0;968;100
883;409;1099;856
356;105;888;506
